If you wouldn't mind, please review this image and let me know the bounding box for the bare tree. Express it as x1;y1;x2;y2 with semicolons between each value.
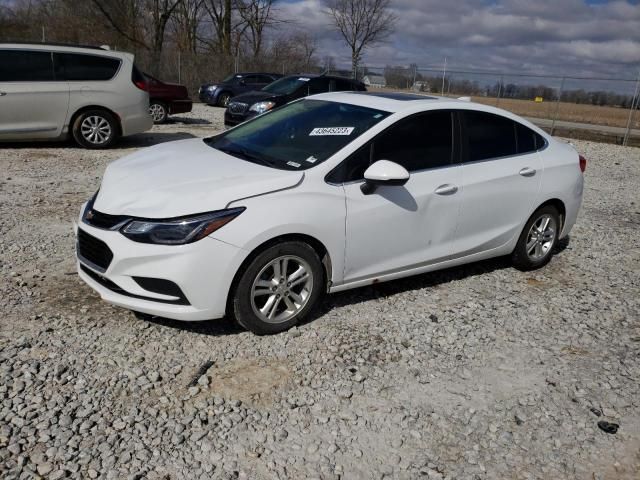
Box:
171;0;205;53
203;0;234;55
237;0;278;58
92;0;184;76
326;0;396;78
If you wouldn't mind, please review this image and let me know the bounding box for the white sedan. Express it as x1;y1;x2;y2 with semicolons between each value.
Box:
76;92;585;334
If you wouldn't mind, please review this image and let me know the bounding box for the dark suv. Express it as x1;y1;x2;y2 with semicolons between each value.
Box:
224;74;366;126
199;72;281;107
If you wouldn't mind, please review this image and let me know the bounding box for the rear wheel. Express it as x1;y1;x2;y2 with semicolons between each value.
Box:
72;109;118;149
149;102;168;124
217;92;232;107
511;205;560;271
232;241;323;335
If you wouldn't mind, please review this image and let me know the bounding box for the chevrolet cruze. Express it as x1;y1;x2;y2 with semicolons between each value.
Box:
76;92;585;334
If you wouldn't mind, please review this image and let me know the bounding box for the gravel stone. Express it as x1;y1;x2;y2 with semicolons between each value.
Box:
0;107;638;478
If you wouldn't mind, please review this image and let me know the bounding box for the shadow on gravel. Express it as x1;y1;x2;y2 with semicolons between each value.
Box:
137;312;244;337
307;237;571;325
166;116;212;125
0;132;197;150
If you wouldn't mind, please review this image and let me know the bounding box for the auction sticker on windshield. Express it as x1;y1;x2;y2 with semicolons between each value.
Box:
309;127;355;136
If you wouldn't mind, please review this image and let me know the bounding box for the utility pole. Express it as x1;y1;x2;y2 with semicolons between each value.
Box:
441;57;447;94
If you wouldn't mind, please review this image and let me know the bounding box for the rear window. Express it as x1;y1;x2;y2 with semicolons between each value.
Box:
0;50;54;82
53;53;121;81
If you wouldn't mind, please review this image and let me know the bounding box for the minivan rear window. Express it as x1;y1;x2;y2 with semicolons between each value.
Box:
53;53;121;81
0;50;54;82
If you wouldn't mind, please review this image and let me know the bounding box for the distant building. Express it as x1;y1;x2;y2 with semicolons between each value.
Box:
363;75;386;88
412;81;431;92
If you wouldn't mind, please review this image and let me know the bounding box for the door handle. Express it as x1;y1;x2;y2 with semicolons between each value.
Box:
434;184;458;195
0;92;6;97
519;167;536;177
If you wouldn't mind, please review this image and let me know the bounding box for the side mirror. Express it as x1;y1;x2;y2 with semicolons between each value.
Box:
239;79;246;86
361;160;410;195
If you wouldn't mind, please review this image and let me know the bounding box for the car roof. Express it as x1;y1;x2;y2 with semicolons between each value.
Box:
0;42;133;60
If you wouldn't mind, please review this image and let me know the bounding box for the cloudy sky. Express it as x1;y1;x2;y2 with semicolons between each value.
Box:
277;0;640;82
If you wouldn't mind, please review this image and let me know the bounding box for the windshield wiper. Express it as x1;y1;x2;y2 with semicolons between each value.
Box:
216;146;275;167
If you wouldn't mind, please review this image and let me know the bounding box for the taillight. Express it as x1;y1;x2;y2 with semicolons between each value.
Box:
134;79;148;91
579;155;587;173
131;65;148;91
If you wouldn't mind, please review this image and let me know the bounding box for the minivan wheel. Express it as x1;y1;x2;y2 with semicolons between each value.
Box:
232;241;324;335
512;205;560;271
217;92;231;107
72;110;118;149
149;102;168;124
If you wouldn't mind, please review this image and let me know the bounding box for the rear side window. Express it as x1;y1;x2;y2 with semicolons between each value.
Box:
463;111;517;161
336;79;356;91
54;53;121;81
308;78;330;95
0;50;54;81
516;123;545;153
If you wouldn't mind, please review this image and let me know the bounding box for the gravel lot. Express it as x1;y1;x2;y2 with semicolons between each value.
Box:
1;104;639;479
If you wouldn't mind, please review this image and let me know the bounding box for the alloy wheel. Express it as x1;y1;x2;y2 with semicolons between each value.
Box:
250;255;314;324
525;214;557;261
80;116;112;145
149;103;166;122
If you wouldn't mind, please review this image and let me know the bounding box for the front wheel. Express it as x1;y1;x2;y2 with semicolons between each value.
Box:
511;205;560;271
217;92;231;107
232;242;324;335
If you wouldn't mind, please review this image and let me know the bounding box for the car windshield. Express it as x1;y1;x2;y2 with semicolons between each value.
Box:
205;99;390;170
222;74;237;83
262;76;311;95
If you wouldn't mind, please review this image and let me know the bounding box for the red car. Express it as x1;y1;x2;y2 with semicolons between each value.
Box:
145;74;193;124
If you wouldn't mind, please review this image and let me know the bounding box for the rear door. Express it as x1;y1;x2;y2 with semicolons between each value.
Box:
0;49;69;140
453;110;544;256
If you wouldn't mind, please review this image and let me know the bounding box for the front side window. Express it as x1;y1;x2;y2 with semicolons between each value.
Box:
205;99;390;170
0;50;54;82
54;53;121;81
328;110;454;183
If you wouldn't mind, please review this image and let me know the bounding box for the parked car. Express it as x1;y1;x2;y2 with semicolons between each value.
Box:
76;92;585;334
0;42;152;148
145;73;192;124
224;74;366;126
199;72;281;107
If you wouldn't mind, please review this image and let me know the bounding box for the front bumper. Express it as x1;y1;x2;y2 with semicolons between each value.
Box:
199;90;218;105
224;110;256;127
75;217;247;321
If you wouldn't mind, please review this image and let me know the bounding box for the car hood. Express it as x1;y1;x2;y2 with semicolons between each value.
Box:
231;90;282;105
94;138;303;218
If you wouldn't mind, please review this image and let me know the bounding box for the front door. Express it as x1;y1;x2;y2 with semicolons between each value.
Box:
338;110;462;282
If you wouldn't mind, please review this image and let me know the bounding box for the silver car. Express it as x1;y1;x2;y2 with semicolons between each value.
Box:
0;43;153;148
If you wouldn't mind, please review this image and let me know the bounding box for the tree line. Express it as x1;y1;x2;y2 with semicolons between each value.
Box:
0;0;395;92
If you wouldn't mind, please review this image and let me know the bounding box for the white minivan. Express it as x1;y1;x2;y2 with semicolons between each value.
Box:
0;43;153;148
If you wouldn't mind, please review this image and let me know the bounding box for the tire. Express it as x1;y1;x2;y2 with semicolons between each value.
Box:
232;241;324;335
511;205;560;271
72;109;119;149
149;101;168;124
217;92;232;107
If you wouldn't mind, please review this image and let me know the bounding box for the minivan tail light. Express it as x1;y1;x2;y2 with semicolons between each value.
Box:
134;79;148;91
131;65;148;91
579;155;587;173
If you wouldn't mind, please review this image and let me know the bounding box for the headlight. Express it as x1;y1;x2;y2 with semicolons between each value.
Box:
120;208;245;245
249;101;276;114
207;85;218;91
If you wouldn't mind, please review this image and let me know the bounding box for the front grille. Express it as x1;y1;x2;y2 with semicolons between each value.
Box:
227;102;248;114
77;229;113;272
83;208;129;230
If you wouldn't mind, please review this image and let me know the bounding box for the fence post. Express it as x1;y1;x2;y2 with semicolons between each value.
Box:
550;76;565;136
495;75;503;106
178;51;181;84
623;71;640;146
